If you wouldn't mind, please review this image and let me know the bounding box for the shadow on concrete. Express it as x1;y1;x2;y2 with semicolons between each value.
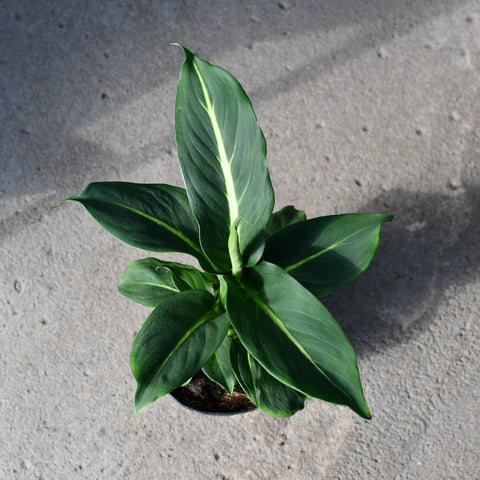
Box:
1;0;469;199
322;181;480;357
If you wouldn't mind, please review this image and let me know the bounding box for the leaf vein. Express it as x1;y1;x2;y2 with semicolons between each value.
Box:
240;283;353;402
285;225;376;272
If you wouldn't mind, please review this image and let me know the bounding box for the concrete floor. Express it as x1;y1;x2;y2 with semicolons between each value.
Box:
1;1;480;478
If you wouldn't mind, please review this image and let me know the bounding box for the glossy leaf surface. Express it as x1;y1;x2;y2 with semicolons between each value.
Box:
264;213;393;296
130;291;229;413
230;340;306;417
118;258;214;308
175;46;274;272
266;205;306;237
225;261;370;419
164;261;215;293
65;182;214;270
202;336;236;394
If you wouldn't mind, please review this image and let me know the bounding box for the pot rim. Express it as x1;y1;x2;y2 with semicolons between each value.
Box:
169;392;257;416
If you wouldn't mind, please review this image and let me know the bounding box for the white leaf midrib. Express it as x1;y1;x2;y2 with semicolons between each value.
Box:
193;62;239;227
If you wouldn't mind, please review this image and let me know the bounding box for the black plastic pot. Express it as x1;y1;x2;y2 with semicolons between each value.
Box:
170;371;257;415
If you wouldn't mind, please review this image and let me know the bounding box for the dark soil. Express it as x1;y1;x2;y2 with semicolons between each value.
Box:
170;371;257;414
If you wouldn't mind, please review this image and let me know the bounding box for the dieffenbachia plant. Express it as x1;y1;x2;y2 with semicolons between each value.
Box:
61;45;392;419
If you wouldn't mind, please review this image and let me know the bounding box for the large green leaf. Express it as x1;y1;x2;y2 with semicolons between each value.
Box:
266;205;306;238
174;46;274;274
230;340;306;417
117;258;215;308
224;261;371;419
263;213;393;296
130;290;229;413
63;182;216;271
202;335;236;394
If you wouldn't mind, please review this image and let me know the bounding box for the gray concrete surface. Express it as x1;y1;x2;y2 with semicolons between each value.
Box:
1;1;480;478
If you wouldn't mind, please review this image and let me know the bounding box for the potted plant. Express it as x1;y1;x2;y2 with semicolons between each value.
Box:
59;45;392;418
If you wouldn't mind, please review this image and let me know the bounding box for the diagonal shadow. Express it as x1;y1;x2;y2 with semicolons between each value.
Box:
1;0;469;202
322;181;480;357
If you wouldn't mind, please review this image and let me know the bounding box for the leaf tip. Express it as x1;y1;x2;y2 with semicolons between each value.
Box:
356;401;372;420
133;388;150;416
170;42;193;60
362;410;372;420
50;197;73;209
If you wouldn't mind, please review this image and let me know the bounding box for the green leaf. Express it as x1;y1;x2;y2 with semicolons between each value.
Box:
266;205;306;237
230;340;306;417
174;46;275;272
117;258;178;308
164;261;216;293
63;182;216;271
117;258;215;308
130;290;229;413
202;336;236;394
224;261;371;419
263;213;393;296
